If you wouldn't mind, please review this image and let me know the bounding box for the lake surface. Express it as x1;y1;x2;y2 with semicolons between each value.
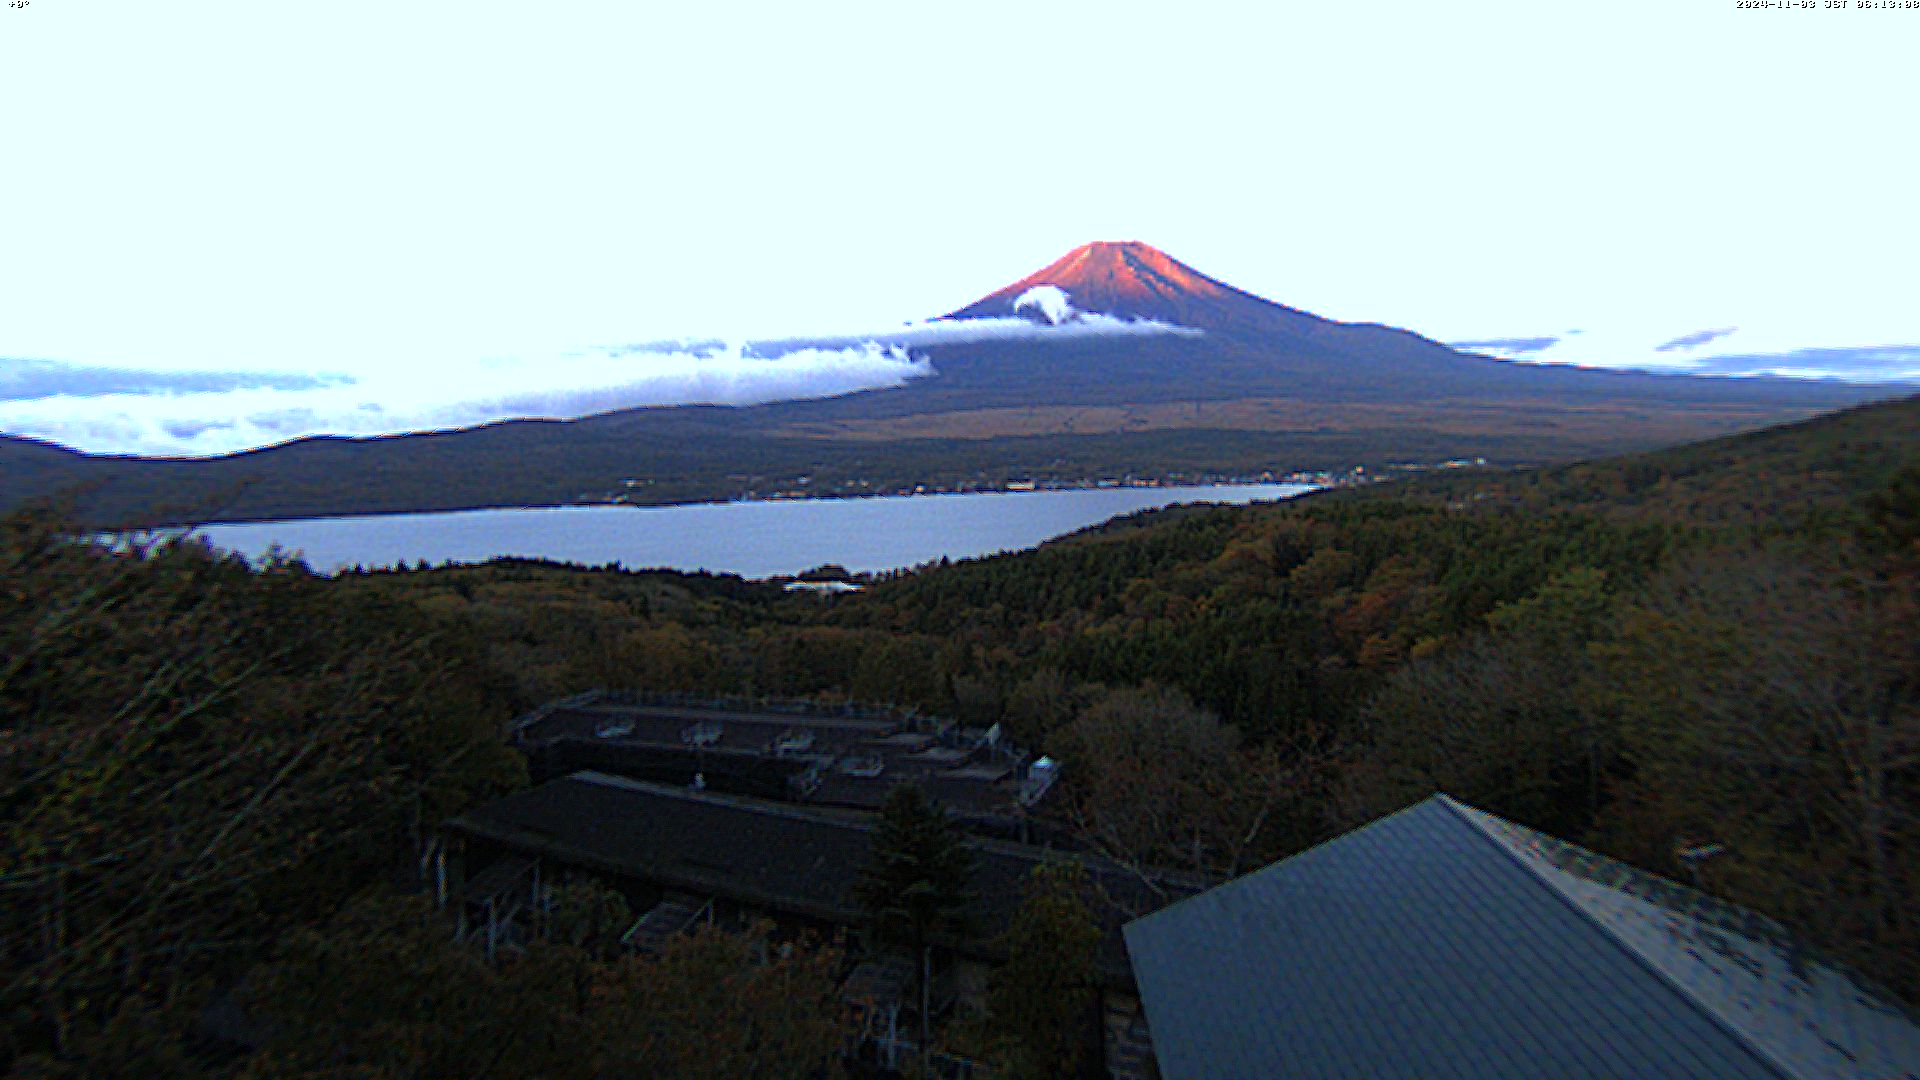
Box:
189;484;1316;579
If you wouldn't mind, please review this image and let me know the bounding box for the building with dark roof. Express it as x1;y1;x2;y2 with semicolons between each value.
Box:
509;691;1056;836
439;770;1200;1078
444;770;1189;979
1122;794;1920;1080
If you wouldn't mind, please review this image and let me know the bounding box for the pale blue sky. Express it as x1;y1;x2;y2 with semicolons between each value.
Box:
2;0;1915;453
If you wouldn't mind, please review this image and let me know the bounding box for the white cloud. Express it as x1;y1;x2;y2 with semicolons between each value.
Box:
0;342;932;456
825;313;1198;349
1450;324;1920;385
1013;285;1073;326
755;293;1199;354
0;297;1198;453
0;299;1202;456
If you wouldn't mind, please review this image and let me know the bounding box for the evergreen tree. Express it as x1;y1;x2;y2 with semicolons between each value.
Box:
543;878;633;955
0;512;523;1069
852;783;974;1064
989;861;1103;1080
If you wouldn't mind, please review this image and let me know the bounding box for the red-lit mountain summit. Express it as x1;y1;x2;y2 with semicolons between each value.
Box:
953;241;1231;321
948;241;1344;342
919;240;1502;403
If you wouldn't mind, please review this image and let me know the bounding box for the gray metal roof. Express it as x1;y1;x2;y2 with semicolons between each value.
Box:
515;699;1038;819
1122;795;1920;1080
447;771;1206;982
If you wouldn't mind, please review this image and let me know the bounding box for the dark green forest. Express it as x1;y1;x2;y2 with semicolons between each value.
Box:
3;393;1917;1076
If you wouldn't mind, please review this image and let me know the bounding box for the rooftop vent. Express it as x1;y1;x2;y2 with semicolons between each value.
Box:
771;729;815;755
1020;756;1059;806
789;762;824;797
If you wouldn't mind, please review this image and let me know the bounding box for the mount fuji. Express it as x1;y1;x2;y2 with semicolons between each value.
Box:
0;242;1903;527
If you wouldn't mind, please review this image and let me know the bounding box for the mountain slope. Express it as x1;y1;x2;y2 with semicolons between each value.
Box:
1383;390;1920;529
799;240;1885;418
816;389;1920;1003
1;242;1906;527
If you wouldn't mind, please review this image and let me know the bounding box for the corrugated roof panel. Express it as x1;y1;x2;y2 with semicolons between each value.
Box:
1455;799;1920;1079
1123;796;1803;1080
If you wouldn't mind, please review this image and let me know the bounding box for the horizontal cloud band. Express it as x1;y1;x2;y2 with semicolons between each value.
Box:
1448;336;1560;356
0;343;931;457
0;309;1198;457
1656;327;1738;353
1;357;347;401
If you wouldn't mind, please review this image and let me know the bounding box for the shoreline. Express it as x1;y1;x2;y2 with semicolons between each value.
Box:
119;455;1497;531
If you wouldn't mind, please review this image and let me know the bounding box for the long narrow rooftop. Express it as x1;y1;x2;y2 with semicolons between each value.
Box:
447;770;1201;983
508;691;1051;819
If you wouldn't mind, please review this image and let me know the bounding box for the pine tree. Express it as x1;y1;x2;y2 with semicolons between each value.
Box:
989;861;1103;1079
852;783;974;1064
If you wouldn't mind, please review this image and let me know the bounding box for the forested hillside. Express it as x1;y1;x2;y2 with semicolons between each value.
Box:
1390;388;1920;528
4;394;1916;1076
0;516;861;1078
336;393;1920;997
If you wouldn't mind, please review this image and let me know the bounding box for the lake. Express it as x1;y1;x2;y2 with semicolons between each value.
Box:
186;483;1317;579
